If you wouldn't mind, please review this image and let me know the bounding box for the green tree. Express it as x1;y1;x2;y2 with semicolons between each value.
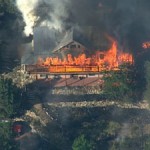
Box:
144;137;150;150
0;77;21;118
103;69;135;101
72;134;94;150
110;137;143;150
0;122;18;150
104;121;121;137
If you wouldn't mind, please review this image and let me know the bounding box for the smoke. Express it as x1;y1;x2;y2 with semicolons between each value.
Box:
16;0;150;53
16;0;38;35
16;0;70;35
35;0;70;29
0;0;25;73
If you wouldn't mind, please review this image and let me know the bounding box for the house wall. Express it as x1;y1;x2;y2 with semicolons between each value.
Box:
60;41;86;58
35;73;102;80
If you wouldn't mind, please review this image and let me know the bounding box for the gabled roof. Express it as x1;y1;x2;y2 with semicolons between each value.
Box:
53;29;74;53
53;28;91;53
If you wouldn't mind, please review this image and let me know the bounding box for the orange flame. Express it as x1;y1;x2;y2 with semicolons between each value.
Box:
142;41;150;49
37;41;133;73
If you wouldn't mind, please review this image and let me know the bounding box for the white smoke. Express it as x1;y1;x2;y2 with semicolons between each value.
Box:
39;0;70;29
16;0;70;35
16;0;38;35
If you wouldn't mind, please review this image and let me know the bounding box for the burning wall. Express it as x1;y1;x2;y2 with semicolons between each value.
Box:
18;0;150;72
37;40;133;73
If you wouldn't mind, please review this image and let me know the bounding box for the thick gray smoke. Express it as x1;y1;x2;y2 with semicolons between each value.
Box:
0;0;25;73
67;0;150;54
17;0;150;54
16;0;70;35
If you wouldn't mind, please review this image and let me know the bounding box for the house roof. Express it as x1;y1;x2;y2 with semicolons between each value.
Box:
53;28;91;53
53;29;74;53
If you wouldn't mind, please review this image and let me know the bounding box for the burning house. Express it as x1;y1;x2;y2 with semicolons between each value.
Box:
21;26;60;65
53;29;87;57
21;27;133;87
19;0;150;83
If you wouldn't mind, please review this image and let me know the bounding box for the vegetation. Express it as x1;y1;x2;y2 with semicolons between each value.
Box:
72;134;94;150
144;137;150;150
0;77;22;149
0;122;18;150
103;66;137;102
0;77;22;119
30;105;150;150
0;1;149;150
110;135;150;150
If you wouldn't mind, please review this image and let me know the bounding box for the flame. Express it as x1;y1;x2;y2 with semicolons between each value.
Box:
37;41;133;73
142;41;150;49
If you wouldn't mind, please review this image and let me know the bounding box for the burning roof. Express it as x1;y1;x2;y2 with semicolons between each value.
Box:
36;39;133;73
53;29;74;53
53;28;92;53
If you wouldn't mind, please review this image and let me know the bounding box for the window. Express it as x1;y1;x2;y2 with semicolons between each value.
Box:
40;74;46;77
89;74;96;76
100;54;105;59
78;45;81;48
70;44;76;48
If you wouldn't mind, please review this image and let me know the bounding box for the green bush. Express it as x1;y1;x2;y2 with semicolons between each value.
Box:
0;122;18;150
72;134;94;150
0;77;21;118
103;69;136;102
